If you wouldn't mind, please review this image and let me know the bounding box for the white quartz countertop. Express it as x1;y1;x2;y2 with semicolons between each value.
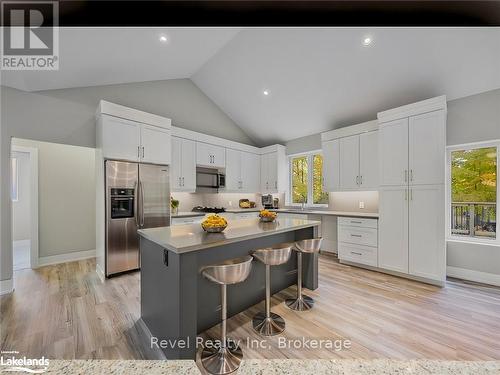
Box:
138;218;320;254
271;209;379;218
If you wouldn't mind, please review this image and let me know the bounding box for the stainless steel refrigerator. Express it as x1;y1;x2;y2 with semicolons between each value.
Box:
105;160;170;277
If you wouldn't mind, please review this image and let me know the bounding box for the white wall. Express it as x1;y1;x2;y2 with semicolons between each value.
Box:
12;139;96;257
11;151;31;241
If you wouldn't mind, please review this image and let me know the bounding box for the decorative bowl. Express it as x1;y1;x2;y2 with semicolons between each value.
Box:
259;216;276;223
202;224;228;233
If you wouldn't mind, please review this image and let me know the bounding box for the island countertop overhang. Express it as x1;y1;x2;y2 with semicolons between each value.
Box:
138;218;321;254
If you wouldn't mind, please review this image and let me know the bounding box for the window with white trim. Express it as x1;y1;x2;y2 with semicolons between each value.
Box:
289;152;328;206
448;141;498;241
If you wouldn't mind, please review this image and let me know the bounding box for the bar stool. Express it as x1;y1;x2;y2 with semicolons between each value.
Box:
200;255;253;375
252;243;294;336
286;238;323;311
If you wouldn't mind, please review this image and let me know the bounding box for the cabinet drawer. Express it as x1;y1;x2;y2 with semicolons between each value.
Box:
338;217;378;228
171;216;204;226
338;226;378;247
338;243;378;267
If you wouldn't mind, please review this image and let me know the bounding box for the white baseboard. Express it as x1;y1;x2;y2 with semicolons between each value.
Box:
0;278;14;295
37;249;96;267
447;266;500;287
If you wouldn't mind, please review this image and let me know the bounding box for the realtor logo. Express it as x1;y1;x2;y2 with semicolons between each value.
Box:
1;0;59;70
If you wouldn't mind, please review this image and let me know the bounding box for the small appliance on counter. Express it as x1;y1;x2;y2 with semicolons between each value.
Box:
192;206;226;214
273;197;280;209
262;194;273;209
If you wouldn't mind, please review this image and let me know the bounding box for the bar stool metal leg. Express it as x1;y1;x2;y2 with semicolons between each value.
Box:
286;251;314;311
201;284;243;375
252;264;286;336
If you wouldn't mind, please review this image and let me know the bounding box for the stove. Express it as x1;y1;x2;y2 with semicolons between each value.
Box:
191;206;226;214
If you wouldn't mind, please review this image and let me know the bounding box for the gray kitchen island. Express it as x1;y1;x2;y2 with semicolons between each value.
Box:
137;217;320;360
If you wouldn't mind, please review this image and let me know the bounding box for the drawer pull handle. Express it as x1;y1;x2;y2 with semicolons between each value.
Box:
351;221;362;224
351;251;362;256
350;234;362;237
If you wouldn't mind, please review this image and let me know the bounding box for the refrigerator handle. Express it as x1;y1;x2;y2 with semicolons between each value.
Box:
139;180;145;227
133;181;138;224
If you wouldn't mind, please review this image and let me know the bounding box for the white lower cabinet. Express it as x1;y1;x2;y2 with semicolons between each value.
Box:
408;185;445;281
378;185;445;282
338;217;379;267
378;187;409;274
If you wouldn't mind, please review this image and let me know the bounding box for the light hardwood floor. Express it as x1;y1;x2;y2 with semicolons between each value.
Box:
1;255;500;360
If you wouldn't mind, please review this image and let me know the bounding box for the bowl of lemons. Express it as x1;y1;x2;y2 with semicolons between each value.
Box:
259;210;277;222
201;214;228;233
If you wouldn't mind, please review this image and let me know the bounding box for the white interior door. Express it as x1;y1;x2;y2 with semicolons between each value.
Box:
379;118;409;186
225;148;241;191
359;131;378;189
181;139;196;191
378;187;409;274
140;125;171;165
170;137;182;190
409;110;446;185
409;184;445;281
101;115;140;161
322;139;340;192
339;135;360;190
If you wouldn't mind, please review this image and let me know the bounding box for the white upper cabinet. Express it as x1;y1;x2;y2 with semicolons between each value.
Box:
322;139;340;192
379;118;409;186
226;149;260;192
97;101;171;165
99;115;141;161
171;137;196;192
409;110;446;185
260;146;287;194
339;135;360;190
225;148;242;191
321;121;378;192
196;142;225;168
140;124;171;165
98;114;171;165
241;151;260;193
359;131;379;189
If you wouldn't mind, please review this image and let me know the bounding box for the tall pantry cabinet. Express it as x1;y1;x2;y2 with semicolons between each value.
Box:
377;96;447;284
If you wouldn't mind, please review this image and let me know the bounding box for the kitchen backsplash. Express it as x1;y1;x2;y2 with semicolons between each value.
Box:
172;191;378;213
171;192;266;211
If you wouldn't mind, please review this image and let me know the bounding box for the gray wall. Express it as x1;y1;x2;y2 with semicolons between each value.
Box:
13;138;96;257
0;78;255;281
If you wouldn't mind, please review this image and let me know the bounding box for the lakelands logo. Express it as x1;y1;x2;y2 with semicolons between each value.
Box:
1;0;59;70
0;351;49;373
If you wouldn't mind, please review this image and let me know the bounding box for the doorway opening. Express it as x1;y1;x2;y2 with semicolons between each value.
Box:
11;144;38;271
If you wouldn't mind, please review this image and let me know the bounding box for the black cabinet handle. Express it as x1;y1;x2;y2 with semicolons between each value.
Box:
163;249;169;267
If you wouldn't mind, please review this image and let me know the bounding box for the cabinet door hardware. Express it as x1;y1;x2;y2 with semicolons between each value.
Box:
404;169;408;183
356;176;359;185
410;169;413;182
182;177;185;187
350;234;362;238
137;146;140;158
178;177;181;187
410;188;413;201
351;251;362;256
163;249;169;267
142;147;145;158
360;175;363;185
351;221;362;224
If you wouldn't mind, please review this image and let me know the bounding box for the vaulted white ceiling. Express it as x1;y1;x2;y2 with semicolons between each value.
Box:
0;27;241;92
2;27;499;146
192;28;500;146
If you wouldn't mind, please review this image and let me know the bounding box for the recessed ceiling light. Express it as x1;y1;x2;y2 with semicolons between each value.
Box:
263;90;269;96
159;35;168;43
363;37;372;46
